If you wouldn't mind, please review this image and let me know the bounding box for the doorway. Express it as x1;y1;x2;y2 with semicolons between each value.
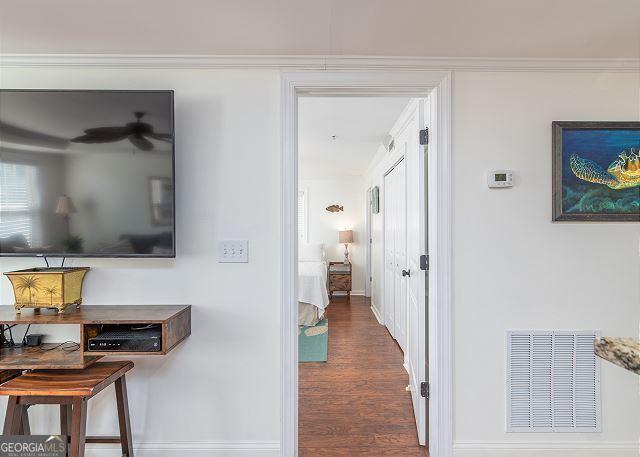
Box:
280;71;453;457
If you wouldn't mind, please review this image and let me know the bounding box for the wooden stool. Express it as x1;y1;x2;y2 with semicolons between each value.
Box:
0;361;134;457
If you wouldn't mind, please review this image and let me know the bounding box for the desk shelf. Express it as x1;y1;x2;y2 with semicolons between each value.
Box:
0;345;102;370
0;305;191;370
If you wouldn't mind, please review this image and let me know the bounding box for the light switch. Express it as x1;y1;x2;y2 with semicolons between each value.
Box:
218;240;249;263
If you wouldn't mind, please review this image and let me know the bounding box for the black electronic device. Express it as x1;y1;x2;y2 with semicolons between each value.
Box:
88;327;162;352
25;334;44;347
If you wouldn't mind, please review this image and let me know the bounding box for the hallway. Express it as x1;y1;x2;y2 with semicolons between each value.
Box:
299;295;428;456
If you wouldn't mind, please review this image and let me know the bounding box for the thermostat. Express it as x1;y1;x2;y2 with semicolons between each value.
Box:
487;170;513;188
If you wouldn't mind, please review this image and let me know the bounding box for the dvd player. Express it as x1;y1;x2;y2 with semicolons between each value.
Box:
88;327;162;352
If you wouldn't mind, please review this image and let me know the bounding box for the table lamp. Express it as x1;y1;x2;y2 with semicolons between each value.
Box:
338;230;353;265
55;195;77;217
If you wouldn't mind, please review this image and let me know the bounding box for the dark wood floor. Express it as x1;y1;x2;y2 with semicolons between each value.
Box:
299;295;428;456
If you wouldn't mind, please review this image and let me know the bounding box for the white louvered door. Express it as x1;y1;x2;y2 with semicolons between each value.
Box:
507;330;601;433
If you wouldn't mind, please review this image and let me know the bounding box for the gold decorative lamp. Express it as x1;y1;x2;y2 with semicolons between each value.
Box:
5;267;89;314
338;230;353;265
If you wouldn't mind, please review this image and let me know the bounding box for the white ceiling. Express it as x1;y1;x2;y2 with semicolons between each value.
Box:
299;97;409;179
0;0;638;57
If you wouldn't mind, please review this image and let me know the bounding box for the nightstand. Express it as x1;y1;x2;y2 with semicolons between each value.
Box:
328;261;352;300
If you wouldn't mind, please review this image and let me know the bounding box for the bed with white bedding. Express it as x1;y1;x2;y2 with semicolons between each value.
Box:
298;243;329;326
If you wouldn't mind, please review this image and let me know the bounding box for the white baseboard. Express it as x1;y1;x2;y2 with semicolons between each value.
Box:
369;303;384;325
85;441;280;457
332;290;365;296
454;441;638;457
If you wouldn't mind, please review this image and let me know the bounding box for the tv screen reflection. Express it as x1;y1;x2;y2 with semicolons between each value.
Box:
0;90;175;257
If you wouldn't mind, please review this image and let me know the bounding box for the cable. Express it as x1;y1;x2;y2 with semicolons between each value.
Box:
131;324;160;331
61;257;66;267
7;325;14;347
38;341;80;352
44;256;50;268
21;324;31;346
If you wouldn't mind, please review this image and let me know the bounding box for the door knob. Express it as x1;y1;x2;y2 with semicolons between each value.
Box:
402;269;410;277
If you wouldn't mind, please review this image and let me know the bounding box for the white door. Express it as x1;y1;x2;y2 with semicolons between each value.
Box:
405;100;428;445
392;158;407;351
383;169;396;334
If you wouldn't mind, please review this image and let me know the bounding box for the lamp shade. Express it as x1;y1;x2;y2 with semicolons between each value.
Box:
338;230;353;244
55;195;77;215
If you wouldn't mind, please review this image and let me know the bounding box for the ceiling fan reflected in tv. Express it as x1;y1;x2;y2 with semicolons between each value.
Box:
71;111;173;151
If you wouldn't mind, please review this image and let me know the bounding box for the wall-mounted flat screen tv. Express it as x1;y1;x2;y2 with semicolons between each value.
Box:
0;90;175;257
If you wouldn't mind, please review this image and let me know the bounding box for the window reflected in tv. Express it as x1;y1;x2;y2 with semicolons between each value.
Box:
0;90;175;257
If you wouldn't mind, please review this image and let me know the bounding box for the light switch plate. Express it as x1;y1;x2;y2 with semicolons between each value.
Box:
218;240;249;263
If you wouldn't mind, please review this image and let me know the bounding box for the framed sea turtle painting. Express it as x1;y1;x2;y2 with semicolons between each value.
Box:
552;121;640;221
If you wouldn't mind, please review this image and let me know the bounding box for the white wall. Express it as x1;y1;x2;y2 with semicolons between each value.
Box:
0;66;638;457
452;71;640;456
0;67;282;456
300;177;365;293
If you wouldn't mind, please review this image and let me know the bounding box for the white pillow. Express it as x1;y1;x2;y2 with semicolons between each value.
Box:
299;243;324;262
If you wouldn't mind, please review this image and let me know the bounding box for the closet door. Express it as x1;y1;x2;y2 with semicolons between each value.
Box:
383;169;396;335
393;158;407;352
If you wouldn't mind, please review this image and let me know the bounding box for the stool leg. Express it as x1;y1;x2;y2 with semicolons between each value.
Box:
3;396;22;435
69;398;87;457
115;376;134;457
60;404;72;436
19;405;30;435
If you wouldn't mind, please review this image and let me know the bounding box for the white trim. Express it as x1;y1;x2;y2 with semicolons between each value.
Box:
280;70;453;457
297;188;308;243
85;441;279;457
330;290;365;297
365;186;372;298
453;441;638;457
1;54;638;72
280;70;298;457
370;304;384;325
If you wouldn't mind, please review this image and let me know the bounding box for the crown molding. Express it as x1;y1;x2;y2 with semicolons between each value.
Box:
0;54;638;72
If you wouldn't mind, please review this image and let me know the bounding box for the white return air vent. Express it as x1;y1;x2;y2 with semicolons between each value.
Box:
507;330;601;433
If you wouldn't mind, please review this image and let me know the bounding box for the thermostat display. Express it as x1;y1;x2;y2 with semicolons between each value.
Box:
488;170;513;188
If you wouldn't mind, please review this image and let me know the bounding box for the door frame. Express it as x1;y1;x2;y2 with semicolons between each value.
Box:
280;70;452;457
365;186;372;299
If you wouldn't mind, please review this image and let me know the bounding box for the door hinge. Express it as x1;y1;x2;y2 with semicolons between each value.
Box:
421;382;429;399
420;254;429;271
419;128;429;145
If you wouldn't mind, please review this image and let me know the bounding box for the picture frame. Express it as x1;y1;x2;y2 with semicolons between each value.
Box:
371;186;380;214
552;121;639;222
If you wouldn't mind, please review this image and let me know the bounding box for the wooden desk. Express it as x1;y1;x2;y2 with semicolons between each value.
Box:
0;305;191;370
